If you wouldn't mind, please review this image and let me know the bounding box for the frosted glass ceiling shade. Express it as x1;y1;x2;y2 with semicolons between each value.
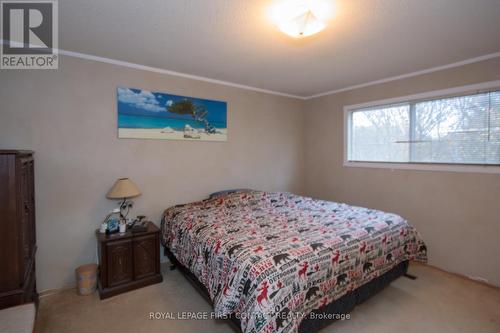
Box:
106;178;141;199
268;0;333;38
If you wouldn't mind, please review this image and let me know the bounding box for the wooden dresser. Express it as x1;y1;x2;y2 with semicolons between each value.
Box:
0;150;37;309
95;222;163;299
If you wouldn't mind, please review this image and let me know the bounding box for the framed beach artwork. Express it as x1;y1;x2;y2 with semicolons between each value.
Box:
117;87;227;141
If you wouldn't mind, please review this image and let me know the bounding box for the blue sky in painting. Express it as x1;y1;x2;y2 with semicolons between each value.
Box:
117;87;227;125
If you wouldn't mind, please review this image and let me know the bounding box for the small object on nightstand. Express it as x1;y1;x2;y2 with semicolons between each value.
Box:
103;208;121;234
105;208;120;234
131;220;149;233
119;221;127;233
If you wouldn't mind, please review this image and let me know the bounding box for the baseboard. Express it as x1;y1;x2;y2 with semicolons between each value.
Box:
39;265;171;298
38;285;76;298
412;262;500;290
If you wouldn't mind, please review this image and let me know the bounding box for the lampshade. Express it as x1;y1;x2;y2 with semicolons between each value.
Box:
106;178;141;199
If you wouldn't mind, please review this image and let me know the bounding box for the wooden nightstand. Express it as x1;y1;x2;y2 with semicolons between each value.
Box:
95;222;163;299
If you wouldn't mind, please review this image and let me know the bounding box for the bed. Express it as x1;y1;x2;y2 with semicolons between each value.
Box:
161;191;427;333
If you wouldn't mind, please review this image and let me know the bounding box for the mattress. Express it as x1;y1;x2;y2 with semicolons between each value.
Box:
161;191;427;333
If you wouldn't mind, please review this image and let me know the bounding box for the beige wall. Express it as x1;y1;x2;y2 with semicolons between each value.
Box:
2;53;499;291
0;56;305;291
304;57;500;286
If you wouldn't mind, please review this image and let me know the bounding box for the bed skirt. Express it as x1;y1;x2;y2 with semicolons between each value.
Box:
163;246;409;333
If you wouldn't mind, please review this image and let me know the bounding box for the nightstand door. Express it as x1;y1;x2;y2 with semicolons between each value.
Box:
106;239;133;287
133;234;158;280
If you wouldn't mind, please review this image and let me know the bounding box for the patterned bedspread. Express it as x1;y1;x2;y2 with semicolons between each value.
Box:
161;191;427;333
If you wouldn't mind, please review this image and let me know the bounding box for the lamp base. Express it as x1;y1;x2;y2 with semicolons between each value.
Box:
119;198;134;219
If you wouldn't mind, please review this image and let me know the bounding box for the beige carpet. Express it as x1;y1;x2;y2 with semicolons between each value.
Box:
35;263;500;333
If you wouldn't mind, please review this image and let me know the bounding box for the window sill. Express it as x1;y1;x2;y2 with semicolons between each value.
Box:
343;161;500;174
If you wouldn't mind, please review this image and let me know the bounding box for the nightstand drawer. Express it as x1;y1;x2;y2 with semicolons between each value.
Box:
106;239;133;287
133;234;158;279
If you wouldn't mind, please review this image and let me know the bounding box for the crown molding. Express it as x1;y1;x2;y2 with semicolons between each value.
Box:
57;49;307;100
305;51;500;100
0;39;306;100
2;39;499;101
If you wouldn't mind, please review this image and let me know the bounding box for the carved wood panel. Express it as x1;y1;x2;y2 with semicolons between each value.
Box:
106;239;133;287
0;151;37;309
20;157;35;282
133;235;156;279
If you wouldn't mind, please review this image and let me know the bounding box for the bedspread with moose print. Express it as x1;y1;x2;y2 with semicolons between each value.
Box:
161;191;427;333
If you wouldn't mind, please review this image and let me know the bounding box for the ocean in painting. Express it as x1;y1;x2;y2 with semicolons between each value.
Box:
117;87;227;141
118;114;226;130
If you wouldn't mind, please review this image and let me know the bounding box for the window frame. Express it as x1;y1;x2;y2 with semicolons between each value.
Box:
344;80;500;174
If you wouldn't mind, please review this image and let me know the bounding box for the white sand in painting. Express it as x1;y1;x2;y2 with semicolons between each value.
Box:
118;128;227;141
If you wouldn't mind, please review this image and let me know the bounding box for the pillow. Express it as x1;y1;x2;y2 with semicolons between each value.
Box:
209;189;251;199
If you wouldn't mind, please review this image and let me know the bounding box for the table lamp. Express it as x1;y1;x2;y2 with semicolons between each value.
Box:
106;178;141;219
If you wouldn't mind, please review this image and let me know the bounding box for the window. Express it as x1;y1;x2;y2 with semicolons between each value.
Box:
346;88;500;168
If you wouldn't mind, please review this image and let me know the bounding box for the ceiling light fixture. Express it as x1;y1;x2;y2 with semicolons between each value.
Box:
268;0;334;38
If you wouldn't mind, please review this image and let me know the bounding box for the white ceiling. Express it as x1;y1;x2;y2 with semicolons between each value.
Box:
60;0;500;97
